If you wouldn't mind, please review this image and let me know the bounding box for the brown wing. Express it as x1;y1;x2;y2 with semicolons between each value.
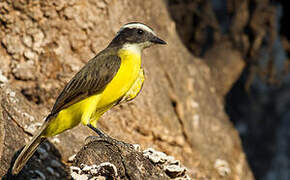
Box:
49;52;121;115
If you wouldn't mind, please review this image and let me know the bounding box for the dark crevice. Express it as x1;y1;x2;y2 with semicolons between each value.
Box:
170;99;190;147
21;89;43;105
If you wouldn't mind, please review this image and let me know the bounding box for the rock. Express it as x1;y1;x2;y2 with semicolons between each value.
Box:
2;34;25;56
0;0;254;179
12;60;37;80
72;138;172;180
0;70;8;86
0;86;68;179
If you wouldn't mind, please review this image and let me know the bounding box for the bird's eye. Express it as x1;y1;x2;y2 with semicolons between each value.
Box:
137;29;144;35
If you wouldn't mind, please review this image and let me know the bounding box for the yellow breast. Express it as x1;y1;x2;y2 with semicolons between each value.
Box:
43;48;142;136
97;49;141;107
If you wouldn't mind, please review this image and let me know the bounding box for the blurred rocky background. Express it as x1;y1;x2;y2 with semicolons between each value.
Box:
0;0;288;179
168;0;290;179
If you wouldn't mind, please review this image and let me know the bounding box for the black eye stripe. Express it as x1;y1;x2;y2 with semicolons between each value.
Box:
119;28;145;35
137;29;144;35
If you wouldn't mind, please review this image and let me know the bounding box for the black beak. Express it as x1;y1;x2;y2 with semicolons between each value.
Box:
150;36;167;45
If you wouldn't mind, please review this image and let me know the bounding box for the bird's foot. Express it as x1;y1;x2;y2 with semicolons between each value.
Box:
87;124;128;147
87;124;109;138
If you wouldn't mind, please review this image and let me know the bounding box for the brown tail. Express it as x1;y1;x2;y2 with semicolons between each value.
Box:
12;120;50;175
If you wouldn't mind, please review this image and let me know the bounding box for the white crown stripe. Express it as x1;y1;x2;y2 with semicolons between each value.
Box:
119;23;156;36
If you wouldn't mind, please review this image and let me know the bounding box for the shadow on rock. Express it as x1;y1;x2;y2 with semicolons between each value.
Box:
3;140;69;180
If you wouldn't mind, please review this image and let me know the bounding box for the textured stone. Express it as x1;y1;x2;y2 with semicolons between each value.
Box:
2;34;25;55
12;60;36;80
0;0;253;179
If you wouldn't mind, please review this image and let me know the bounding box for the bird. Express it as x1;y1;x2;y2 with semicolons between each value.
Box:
12;22;166;175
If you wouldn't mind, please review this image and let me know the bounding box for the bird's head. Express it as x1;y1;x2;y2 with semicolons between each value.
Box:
109;22;166;53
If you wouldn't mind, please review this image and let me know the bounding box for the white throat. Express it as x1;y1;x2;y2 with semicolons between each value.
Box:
122;43;142;55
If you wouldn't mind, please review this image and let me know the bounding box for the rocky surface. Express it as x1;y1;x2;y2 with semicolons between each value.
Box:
168;0;290;179
0;0;254;179
70;138;191;180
